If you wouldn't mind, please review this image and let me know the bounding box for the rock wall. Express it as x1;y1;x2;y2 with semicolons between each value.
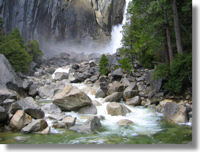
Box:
0;0;125;43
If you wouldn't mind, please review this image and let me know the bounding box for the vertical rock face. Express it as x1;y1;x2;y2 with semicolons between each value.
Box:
0;0;125;45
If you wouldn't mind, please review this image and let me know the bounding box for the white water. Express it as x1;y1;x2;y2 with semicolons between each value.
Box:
104;0;132;54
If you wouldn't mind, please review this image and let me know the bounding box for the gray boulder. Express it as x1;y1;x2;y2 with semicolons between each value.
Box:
0;54;22;89
69;116;101;134
107;81;125;95
17;97;44;119
54;72;69;81
0;87;18;103
111;68;123;81
123;82;137;100
163;102;188;124
53;84;92;111
104;92;123;102
95;88;106;98
117;119;134;126
41;103;61;114
38;85;55;99
21;119;48;133
78;104;97;115
28;83;38;97
61;116;76;128
126;96;141;106
107;102;130;116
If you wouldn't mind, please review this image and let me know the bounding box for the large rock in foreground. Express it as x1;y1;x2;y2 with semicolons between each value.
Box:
163;102;188;124
53;84;92;111
10;110;32;130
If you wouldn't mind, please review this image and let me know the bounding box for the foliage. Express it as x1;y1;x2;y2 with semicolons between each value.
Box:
118;57;131;73
0;28;33;72
99;54;110;76
26;40;43;62
164;53;192;93
153;53;192;93
0;39;32;72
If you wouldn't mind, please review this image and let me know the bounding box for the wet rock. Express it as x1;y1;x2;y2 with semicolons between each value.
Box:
41;103;61;114
17;97;44;119
117;119;134;126
38;85;55;99
95;88;106;98
47;113;65;121
163;102;188;124
99;76;109;93
104;92;123;102
1;99;16;112
21;119;48;133
126;96;141;106
92;100;102;106
53;84;92;111
107;102;130;116
0;106;8;123
8;102;22;116
78;104;97;115
54;72;69;81
62;116;76;128
72;63;80;70
10;110;32;130
69;116;101;134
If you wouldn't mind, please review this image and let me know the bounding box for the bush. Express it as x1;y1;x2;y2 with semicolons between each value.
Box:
0;39;32;72
26;40;43;62
153;53;192;94
164;53;192;94
0;28;32;72
119;58;131;73
99;54;110;75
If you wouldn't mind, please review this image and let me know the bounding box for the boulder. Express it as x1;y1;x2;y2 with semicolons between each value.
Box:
106;102;130;116
28;83;38;97
163;102;188;124
117;119;134;126
123;82;137;100
0;99;16;112
17;97;44;119
78;104;97;115
41;103;61;114
53;84;92;111
38;85;55;99
99;76;109;93
69;116;101;134
0;87;18;103
104;92;123;102
126;96;141;106
107;81;125;95
0;106;8;123
54;72;69;81
10;110;32;130
111;68;123;81
0;54;22;89
61;116;76;128
8;102;22;116
95;88;106;98
21;119;48;133
47;113;65;121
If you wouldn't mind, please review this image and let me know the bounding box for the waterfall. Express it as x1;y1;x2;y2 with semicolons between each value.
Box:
104;0;131;54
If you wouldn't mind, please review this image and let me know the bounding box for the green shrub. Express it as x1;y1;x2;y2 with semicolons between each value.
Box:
153;63;170;80
0;39;32;72
0;28;32;72
153;53;192;94
99;54;110;76
26;40;43;62
119;57;131;73
164;53;192;94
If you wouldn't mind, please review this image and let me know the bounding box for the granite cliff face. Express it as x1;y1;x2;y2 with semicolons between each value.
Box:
0;0;125;44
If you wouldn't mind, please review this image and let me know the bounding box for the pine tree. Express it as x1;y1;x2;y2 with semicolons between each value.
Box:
99;54;110;76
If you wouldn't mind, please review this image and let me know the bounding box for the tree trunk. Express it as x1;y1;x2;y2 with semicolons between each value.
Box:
163;7;174;64
172;0;183;54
